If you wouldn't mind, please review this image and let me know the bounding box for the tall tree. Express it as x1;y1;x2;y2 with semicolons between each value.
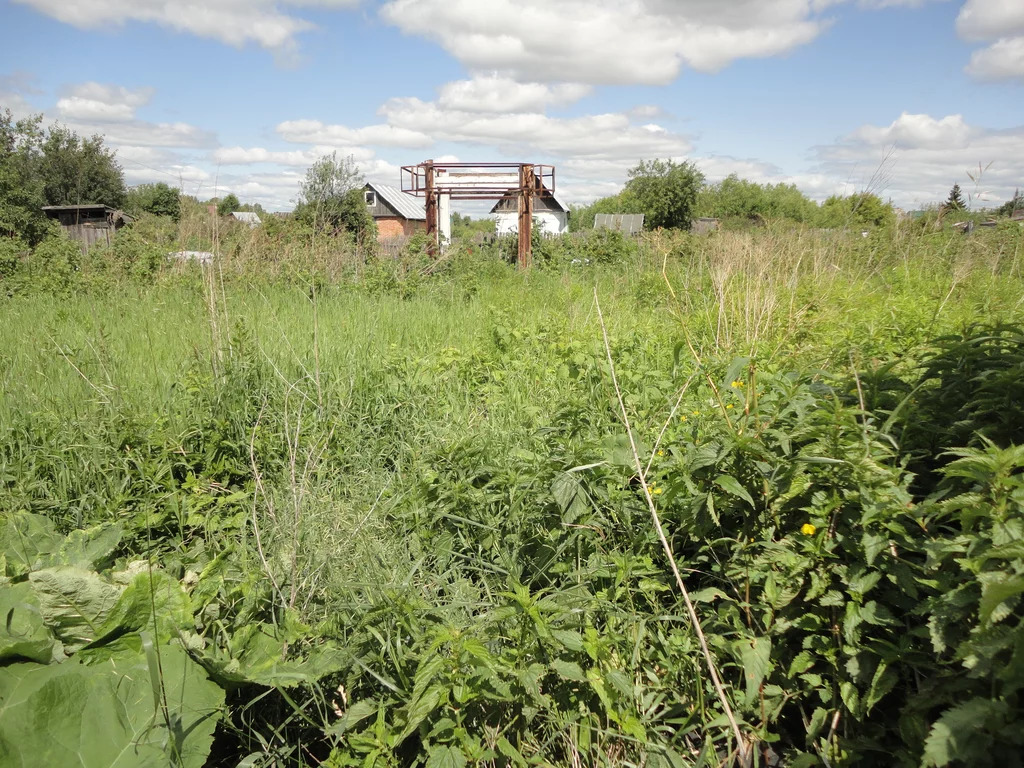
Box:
125;182;181;221
624;158;704;230
295;152;374;240
39;124;126;208
944;183;966;212
0;110;46;242
216;193;240;217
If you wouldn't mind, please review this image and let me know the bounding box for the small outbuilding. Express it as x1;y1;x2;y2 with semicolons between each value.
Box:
490;186;570;236
230;211;262;228
363;182;427;240
42;204;134;251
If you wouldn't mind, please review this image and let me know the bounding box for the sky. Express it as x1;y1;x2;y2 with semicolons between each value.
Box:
1;0;1022;213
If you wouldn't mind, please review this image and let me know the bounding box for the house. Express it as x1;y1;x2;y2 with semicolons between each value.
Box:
363;182;427;240
490;186;570;236
42;204;134;251
230;211;262;228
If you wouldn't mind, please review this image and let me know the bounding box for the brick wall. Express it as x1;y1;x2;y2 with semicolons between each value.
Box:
376;217;405;240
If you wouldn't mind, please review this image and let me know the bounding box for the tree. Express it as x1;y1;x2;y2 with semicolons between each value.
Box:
216;193;240;217
125;182;181;221
817;192;894;229
39;124;125;208
944;183;966;211
624;158;704;230
698;174;818;224
0;110;47;243
996;189;1022;217
295;152;374;240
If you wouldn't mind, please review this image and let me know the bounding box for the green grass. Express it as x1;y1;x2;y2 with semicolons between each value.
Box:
2;224;1024;767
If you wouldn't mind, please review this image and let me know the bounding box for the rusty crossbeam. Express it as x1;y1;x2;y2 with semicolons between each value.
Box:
400;161;555;267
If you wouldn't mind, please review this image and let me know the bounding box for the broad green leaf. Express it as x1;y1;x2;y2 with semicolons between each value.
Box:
496;736;527;766
28;567;122;652
326;699;378;737
94;570;192;646
0;513;61;578
0;583;56;664
978;573;1024;625
199;623;347;688
550;629;584;652
0;642;224;768
40;524;123;572
551;659;586;681
715;475;754;508
922;698;1009;767
737;636;772;706
400;683;444;742
866;660;898;713
426;745;466;768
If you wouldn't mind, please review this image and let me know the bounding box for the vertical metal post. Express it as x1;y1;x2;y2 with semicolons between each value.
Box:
424;159;438;256
517;163;535;269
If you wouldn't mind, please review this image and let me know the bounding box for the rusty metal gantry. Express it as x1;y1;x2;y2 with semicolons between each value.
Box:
401;161;556;268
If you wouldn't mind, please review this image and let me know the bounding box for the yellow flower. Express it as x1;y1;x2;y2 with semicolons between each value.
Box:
646;484;663;496
654;487;663;495
692;410;701;416
726;404;734;409
657;450;664;457
801;523;817;536
680;415;687;422
730;380;744;389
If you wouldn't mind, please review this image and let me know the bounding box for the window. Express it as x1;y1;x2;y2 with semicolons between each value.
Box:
364;190;376;206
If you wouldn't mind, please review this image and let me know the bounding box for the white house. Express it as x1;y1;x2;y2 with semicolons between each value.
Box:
490;187;570;236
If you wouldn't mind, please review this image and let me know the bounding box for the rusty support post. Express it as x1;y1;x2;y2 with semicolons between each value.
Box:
517;163;535;269
423;159;438;256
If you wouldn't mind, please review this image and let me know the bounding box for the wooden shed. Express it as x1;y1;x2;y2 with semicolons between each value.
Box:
42;205;134;251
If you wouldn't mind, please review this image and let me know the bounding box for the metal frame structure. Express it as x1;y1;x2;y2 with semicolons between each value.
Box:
401;161;556;268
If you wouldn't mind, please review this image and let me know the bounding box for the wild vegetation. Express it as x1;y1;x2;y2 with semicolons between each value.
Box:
2;197;1024;767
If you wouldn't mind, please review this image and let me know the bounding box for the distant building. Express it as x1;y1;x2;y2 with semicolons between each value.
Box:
691;217;721;234
490;187;570;236
363;182;427;240
230;211;262;228
594;213;645;235
42;204;134;251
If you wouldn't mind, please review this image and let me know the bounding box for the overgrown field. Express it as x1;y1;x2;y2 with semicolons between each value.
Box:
1;225;1023;767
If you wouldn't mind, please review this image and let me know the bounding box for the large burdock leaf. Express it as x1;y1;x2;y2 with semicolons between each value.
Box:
40;523;123;572
95;570;192;645
0;642;224;768
0;584;57;664
27;567;122;652
0;513;62;578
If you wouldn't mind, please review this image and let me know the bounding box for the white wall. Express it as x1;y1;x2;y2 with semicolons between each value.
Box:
494;210;568;236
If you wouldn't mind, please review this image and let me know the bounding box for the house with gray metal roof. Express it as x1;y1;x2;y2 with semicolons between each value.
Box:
489;185;570;236
363;182;427;240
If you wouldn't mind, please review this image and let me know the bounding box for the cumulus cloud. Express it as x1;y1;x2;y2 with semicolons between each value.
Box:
957;0;1024;82
12;0;362;59
212;145;376;166
276;119;433;148
814;111;1024;207
437;76;591;113
56;82;155;122
379;0;836;84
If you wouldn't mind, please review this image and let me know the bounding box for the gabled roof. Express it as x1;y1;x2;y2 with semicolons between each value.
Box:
42;204;134;224
230;211;262;225
488;187;570;214
366;182;426;221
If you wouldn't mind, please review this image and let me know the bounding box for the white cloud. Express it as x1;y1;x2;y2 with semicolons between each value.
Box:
965;36;1024;81
12;0;362;58
212;145;376;166
957;0;1024;82
379;0;837;84
56;82;155;122
814;111;1024;207
437;76;591;113
850;112;972;149
276;119;433;148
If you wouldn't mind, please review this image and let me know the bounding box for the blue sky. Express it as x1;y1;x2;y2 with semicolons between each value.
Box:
1;0;1022;212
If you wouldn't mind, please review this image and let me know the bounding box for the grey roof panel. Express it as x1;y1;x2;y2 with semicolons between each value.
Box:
594;213;645;234
370;183;426;221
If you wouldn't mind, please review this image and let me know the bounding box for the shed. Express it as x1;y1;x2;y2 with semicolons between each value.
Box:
230;211;262;228
691;217;721;234
41;205;134;251
594;213;645;235
490;186;570;236
363;183;427;240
